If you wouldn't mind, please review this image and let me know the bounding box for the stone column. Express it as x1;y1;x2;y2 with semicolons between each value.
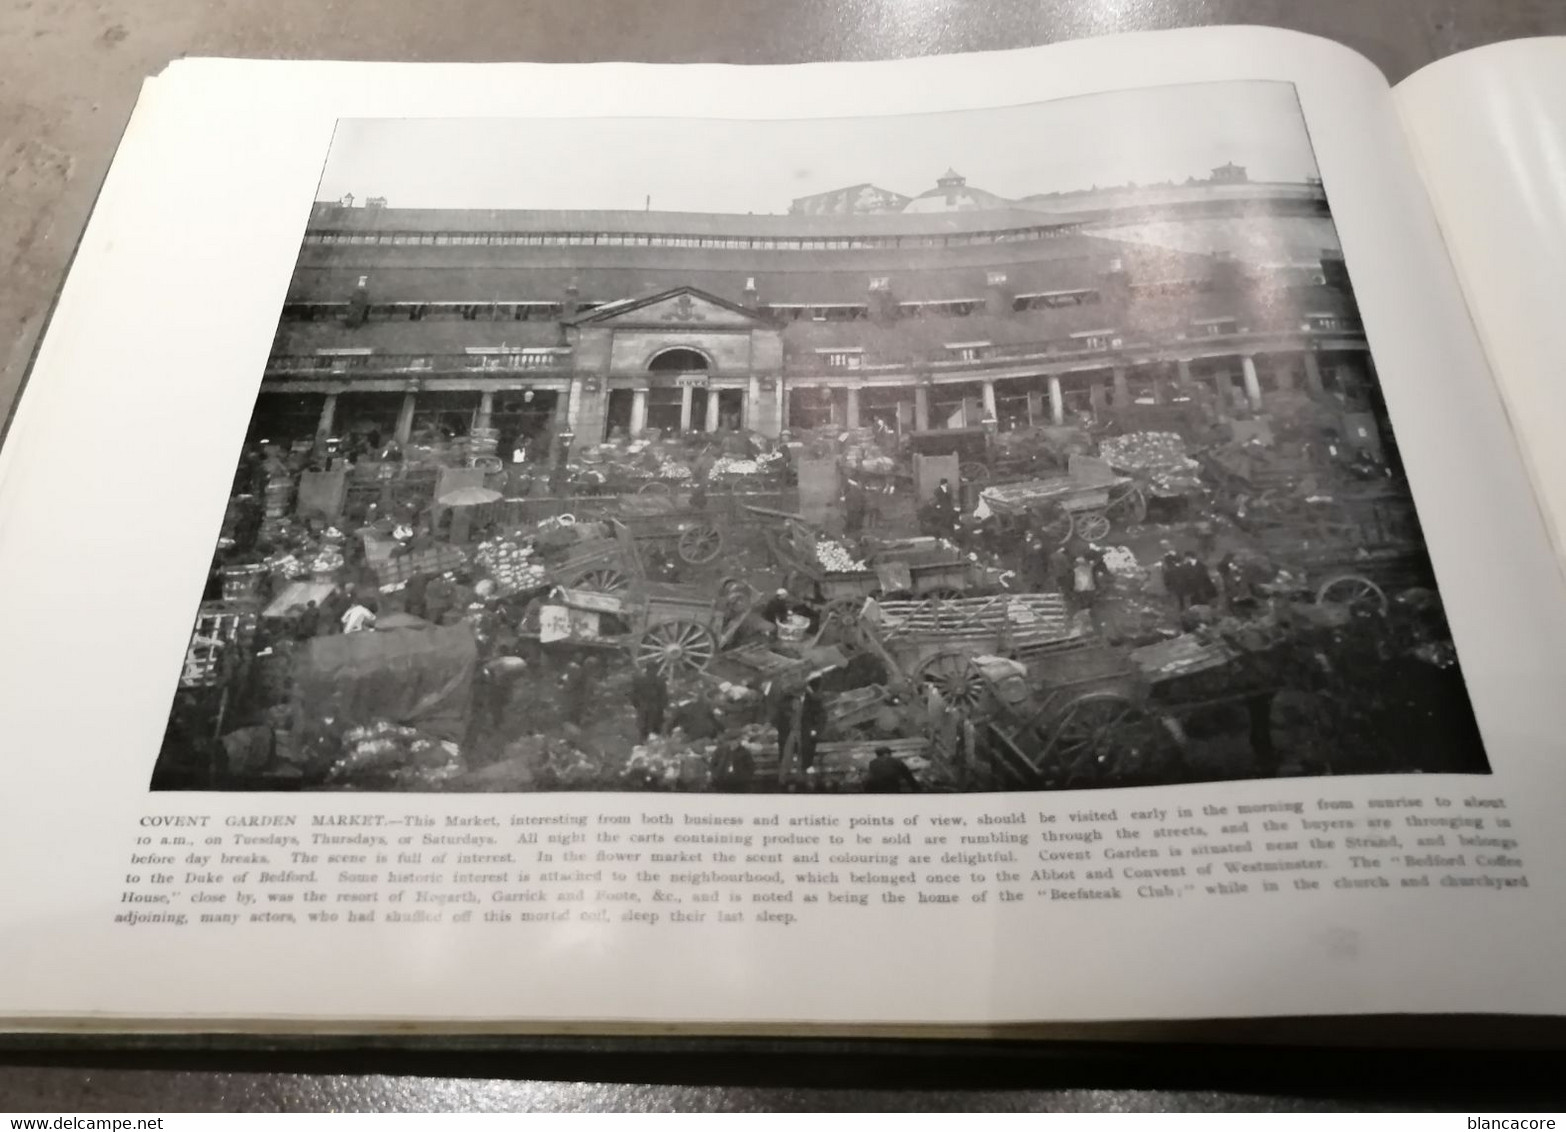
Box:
779;381;790;433
845;386;861;430
1240;354;1263;408
1176;358;1194;392
981;379;998;423
1303;352;1326;396
679;383;694;432
630;388;648;435
1111;365;1131;407
476;391;494;431
316;393;337;438
1048;376;1065;425
394;392;416;444
914;384;930;431
566;378;583;432
705;387;721;432
747;374;760;431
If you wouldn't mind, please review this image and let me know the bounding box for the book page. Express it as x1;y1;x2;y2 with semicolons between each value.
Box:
1395;40;1566;583
3;27;1566;1033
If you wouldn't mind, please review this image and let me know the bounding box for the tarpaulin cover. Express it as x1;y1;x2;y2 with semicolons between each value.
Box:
295;624;477;743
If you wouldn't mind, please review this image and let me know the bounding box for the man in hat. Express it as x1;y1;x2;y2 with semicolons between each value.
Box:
629;658;669;741
761;587;793;628
863;746;919;794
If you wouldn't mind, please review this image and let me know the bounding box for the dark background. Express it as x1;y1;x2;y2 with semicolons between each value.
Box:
4;0;1566;1112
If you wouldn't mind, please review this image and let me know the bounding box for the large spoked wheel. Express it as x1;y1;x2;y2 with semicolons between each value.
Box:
1035;504;1075;547
1040;693;1179;788
959;462;990;485
677;522;724;564
1072;509;1112;542
1315;573;1388;616
823;596;867;625
637;480;673;496
914;651;988;712
923;586;966;602
1110;485;1148;525
571;566;629;594
634;619;717;678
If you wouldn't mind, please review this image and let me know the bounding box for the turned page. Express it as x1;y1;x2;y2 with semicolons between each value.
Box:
1395;40;1566;580
2;27;1566;1034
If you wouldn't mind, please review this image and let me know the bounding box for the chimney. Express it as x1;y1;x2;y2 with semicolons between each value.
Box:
345;275;369;328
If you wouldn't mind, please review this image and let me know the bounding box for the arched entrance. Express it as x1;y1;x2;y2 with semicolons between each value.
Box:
648;348;710;373
644;347;712;433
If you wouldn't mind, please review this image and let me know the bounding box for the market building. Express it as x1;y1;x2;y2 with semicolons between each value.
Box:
254;166;1374;460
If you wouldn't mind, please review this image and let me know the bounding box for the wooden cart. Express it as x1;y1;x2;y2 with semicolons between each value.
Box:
852;592;1089;707
765;520;979;621
1251;485;1436;616
521;576;759;679
979;455;1146;545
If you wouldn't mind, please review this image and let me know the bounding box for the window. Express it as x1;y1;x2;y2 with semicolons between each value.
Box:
1071;331;1121;352
816;348;864;369
1013;289;1101;312
1192;317;1239;337
316;347;372;373
868;277;890;292
945;342;992;363
986;271;1008;287
1306;314;1345;332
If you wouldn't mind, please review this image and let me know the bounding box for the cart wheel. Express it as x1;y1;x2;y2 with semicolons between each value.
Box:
925;586;965;601
959;462;990;485
1315;573;1388;616
677;522;724;564
823;596;866;624
1036;505;1075;547
1111;486;1148;525
572;566;629;594
638;480;673;496
634;619;717;678
1040;693;1179;787
1073;510;1112;543
914;651;988;712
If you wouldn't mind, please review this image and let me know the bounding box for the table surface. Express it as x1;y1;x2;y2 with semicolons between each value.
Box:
4;0;1566;1112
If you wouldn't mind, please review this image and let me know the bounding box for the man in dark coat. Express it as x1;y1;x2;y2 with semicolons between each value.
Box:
1185;553;1220;608
843;478;868;536
863;746;919;793
712;742;756;792
1162;551;1188;609
629;660;669;741
294;600;321;641
798;679;827;773
769;685;797;768
931;478;956;534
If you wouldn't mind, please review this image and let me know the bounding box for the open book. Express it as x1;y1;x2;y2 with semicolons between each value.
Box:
3;25;1566;1038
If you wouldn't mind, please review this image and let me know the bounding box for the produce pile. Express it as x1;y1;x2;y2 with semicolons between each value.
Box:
263;551;308;580
1099;432;1205;496
812;537;869;572
306;548;345;577
624;734;716;790
327;721;464;787
474;534;550;596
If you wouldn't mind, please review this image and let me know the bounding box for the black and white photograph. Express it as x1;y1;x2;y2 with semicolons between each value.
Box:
151;80;1489;794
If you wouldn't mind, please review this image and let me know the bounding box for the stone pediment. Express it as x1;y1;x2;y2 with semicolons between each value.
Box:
570;287;773;330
